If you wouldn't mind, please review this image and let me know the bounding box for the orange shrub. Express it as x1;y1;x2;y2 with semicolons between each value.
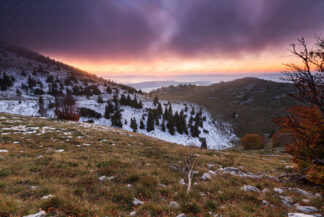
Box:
240;134;262;150
271;131;291;147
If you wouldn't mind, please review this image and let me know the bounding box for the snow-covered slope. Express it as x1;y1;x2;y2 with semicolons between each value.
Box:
0;43;237;149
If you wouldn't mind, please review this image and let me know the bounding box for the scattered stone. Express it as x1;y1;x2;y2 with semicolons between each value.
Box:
133;198;144;206
106;176;115;181
176;214;186;217
169;165;178;171
169;201;180;208
36;155;43;159
241;185;260;193
193;170;199;174
262;200;269;205
41;194;54;200
55;149;64;152
129;211;136;216
13;141;20;144
288;213;322;217
315;193;321;197
29;186;39;191
207;164;215;169
23;211;46;217
179;179;186;185
200;192;207;197
127;184;132;188
302;199;311;204
201;173;212;181
158;184;168;188
208;170;217;175
99;176;106;182
279;195;293;207
296;206;319;214
0;149;8;153
288;188;314;198
83;143;91;146
262;188;269;193
273;187;284;194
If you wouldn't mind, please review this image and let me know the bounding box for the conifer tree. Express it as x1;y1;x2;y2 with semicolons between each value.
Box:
97;96;104;104
140;120;145;129
161;120;166;132
111;104;123;128
167;119;175;135
146;110;155;132
130;118;138;132
104;101;114;119
38;96;47;117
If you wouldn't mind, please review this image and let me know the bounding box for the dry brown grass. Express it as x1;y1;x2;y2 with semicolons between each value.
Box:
0;113;323;217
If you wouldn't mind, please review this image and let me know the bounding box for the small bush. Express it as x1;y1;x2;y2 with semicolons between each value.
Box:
240;134;262;149
79;107;102;119
271;131;291;147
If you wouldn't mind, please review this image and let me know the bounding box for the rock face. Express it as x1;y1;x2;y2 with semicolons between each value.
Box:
23;211;46;217
241;185;260;193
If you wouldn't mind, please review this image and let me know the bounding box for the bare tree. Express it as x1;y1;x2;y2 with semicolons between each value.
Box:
185;153;197;194
282;36;324;113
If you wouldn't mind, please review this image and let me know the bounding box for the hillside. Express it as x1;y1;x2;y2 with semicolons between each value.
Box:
0;113;323;217
0;43;236;149
151;78;297;138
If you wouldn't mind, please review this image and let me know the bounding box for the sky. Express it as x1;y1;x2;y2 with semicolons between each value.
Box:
1;0;324;78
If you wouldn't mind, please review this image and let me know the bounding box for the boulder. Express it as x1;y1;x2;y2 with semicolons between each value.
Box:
273;187;284;194
41;194;54;200
241;185;260;193
133;198;144;206
169;201;180;208
288;213;322;217
23;211;46;217
201;173;212;181
296;206;319;214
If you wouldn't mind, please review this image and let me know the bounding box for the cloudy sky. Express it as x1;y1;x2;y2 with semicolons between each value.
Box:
1;0;324;76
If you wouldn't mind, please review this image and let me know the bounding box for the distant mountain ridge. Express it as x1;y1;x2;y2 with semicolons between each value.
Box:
152;77;298;138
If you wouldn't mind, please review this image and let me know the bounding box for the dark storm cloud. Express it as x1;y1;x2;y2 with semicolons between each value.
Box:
1;0;324;59
168;0;324;57
0;0;158;59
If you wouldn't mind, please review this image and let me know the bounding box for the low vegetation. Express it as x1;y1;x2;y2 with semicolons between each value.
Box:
0;113;323;216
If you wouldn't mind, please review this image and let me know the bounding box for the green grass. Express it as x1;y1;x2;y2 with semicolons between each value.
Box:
0;113;323;217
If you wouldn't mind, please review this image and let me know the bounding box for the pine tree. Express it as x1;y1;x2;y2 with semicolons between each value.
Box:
111;104;123;128
167;119;175;135
140;120;145;129
104;101;115;119
146;110;155;132
130;118;138;132
16;88;22;97
157;103;163;117
38;96;47;117
97;96;104;104
200;138;207;149
161;120;166;132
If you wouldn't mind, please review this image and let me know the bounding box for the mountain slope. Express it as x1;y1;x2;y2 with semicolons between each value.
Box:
1;113;323;216
0;43;236;149
151;78;298;138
